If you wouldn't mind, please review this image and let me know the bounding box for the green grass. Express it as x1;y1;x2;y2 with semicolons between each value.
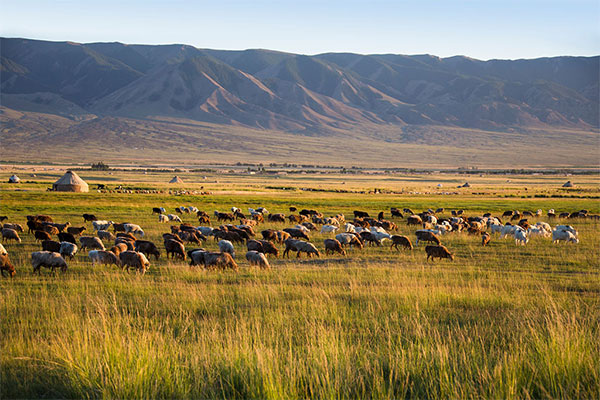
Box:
1;173;599;398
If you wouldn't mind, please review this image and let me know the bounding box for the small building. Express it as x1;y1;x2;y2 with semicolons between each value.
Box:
169;176;184;184
53;171;89;192
562;181;574;188
462;182;471;188
8;175;20;183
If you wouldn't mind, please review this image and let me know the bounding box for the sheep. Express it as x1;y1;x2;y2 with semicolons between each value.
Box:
283;228;310;241
97;230;116;241
42;240;61;253
134;240;161;260
535;222;552;232
552;230;579;244
34;230;52;242
353;210;369;218
359;231;382;246
301;222;318;231
425;215;438;225
51;222;71;232
390;208;404;218
92;220;113;231
30;214;53;223
0;216;7;222
390;235;413;251
245;251;270;269
1;228;21;243
344;223;356;233
292;224;310;234
514;228;528;246
67;226;86;236
188;206;199;214
123;223;145;237
27;220;43;234
41;225;60;235
213;230;244;244
152;207;165;214
268;213;286;223
3;223;23;232
425;245;454;261
0;253;16;277
59;242;78;260
288;215;306;223
407;215;423;226
167;214;182;222
500;224;519;238
218;240;235;258
214;211;235;222
0;243;7;255
335;233;363;249
324;239;346;256
31;251;68;274
82;214;98;222
490;223;504;235
554;225;578;237
119;251;149;274
57;232;77;244
527;226;551;238
283;239;320;258
196;226;214;237
415;230;441;246
247;239;279;257
320;225;339;234
481;232;491;246
203;252;238;271
79;236;105;251
177;230;204;244
164;239;186;260
110;242;129;256
261;229;290;244
158;214;169;223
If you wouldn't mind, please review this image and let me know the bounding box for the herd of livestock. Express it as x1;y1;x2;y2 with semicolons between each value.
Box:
0;205;590;278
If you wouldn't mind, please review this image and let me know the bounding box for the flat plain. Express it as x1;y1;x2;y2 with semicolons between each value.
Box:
0;169;599;398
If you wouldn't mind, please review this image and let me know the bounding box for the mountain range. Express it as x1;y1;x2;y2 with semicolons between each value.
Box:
1;38;598;167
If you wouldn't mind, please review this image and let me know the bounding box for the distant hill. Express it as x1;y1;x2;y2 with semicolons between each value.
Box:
1;37;598;167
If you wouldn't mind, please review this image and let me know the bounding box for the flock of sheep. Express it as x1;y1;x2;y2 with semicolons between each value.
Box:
0;205;587;278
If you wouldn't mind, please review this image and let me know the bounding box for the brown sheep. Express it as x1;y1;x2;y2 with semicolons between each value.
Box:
283;228;310;241
162;233;184;244
425;245;454;261
30;215;53;223
239;218;257;227
283;239;320;258
42;240;62;253
110;242;129;256
324;239;346;256
98;230;116;241
27;220;43;234
134;240;161;260
119;251;149;274
3;223;24;232
41;225;60;235
58;232;77;244
0;253;16;277
245;251;270;269
390;235;413;251
82;214;97;222
198;215;210;224
64;225;86;235
481;232;491;246
288;214;307;223
89;250;121;267
34;230;52;242
79;236;105;251
301;222;318;231
51;222;70;232
268;213;286;223
164;239;186;260
177;230;204;244
247;239;279;257
112;223;128;232
415;230;441;246
204;252;238;271
214;212;235;222
407;215;423;226
116;232;136;241
31;251;67;274
213;230;244;244
2;228;22;243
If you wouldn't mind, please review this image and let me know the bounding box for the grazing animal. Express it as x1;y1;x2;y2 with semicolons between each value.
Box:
0;253;16;277
554;225;578;237
117;232;137;241
42;240;61;253
245;251;270;268
164;239;186;260
3;223;23;232
214;211;235;222
425;245;454;261
34;230;52;242
320;225;339;234
0;216;8;222
67;226;86;236
119;251;150;274
283;228;310;241
268;213;286;223
198;252;238;271
0;243;7;255
41;225;60;235
115;237;134;250
390;235;413;251
82;214;97;222
552;230;579;244
152;207;165;214
353;210;369;219
514;228;528;246
218;240;235;258
415;230;441;246
59;242;78;260
79;236;105;251
123;223;145;237
97;230;116;241
2;228;22;243
407;215;423;226
247;240;279;257
324;239;346;256
481;232;491;246
89;250;121;267
92;220;113;231
283;239;320;258
134;240;161;260
110;243;129;256
335;233;364;249
31;251;67;274
158;214;169;223
390;208;403;218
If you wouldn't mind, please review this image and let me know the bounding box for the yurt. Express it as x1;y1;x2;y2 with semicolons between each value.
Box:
8;175;20;183
169;176;184;184
462;182;471;188
562;181;574;188
53;171;89;192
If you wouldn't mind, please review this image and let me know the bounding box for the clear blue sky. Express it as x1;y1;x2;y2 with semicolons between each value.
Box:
2;0;598;60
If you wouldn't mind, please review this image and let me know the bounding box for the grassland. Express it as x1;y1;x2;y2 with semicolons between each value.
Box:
0;170;599;398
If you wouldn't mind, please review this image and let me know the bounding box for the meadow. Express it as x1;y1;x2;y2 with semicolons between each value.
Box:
0;169;599;399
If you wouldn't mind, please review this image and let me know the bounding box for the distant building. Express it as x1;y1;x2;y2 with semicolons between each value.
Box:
53;171;89;192
169;176;184;184
562;181;574;188
8;175;20;183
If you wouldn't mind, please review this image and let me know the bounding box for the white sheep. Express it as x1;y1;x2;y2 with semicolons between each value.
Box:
31;251;67;274
344;223;356;233
89;250;121;267
514;228;528;245
293;224;310;234
123;223;145;237
92;220;113;231
167;214;182;222
552;230;579;244
555;225;578;237
218;240;235;258
188;206;199;213
500;225;518;238
59;242;78;259
527;226;550;238
370;226;387;234
196;226;214;236
320;225;339;234
245;251;270;268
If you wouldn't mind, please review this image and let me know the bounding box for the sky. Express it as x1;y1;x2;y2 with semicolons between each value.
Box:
1;0;598;60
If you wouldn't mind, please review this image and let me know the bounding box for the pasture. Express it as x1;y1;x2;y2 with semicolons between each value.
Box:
1;169;599;399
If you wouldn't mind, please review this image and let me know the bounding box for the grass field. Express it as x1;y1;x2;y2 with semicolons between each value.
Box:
1;170;599;398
